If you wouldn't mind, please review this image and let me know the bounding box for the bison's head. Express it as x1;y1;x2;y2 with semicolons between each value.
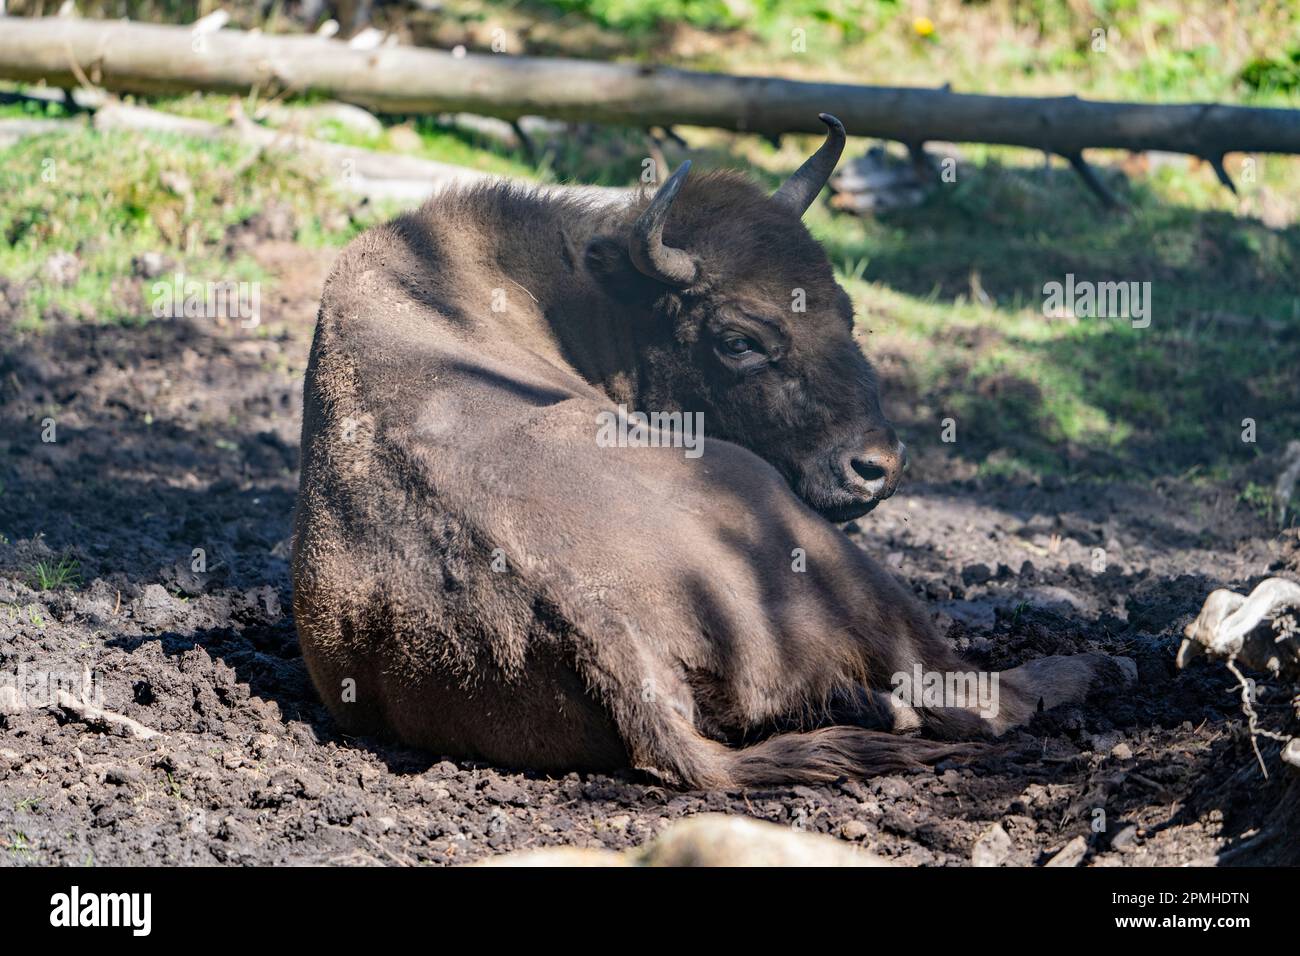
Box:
586;114;905;522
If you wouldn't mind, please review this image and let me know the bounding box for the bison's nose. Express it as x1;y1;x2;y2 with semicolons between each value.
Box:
843;430;906;502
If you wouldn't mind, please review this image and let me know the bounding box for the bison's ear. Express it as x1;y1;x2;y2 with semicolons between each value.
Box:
584;236;631;277
583;236;665;302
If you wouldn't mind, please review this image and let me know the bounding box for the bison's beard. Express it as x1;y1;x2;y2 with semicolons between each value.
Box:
815;499;880;523
784;455;882;524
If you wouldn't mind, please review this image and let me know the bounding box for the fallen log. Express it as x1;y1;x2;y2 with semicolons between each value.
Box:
0;15;1297;185
2;100;628;205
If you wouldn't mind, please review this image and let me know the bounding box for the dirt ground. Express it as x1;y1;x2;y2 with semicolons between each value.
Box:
1;234;1297;867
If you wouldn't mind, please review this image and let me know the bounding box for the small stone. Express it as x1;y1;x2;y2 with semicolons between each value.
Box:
387;124;423;152
638;814;890;867
131;251;171;279
1087;731;1122;753
1283;739;1300;768
1045;835;1089;867
972;823;1012;867
0;685;26;715
42;251;81;287
1110;741;1133;761
961;563;992;586
480;777;528;806
1110;825;1139;850
304;102;384;138
840;819;871;841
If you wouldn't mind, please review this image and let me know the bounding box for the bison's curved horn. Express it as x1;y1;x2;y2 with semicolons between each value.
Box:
629;160;697;287
771;113;847;216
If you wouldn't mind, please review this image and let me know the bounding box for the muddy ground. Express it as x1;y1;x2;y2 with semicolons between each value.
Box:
1;234;1297;867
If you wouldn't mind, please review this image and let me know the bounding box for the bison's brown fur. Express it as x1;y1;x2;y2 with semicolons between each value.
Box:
292;124;1124;787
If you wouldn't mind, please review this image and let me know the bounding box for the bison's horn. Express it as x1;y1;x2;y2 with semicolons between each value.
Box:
630;160;698;287
771;113;846;216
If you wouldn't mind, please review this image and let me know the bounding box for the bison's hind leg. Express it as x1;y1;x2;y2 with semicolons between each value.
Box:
581;662;984;789
913;652;1139;740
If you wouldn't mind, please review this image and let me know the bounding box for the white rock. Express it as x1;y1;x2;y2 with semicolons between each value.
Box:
972;823;1012;867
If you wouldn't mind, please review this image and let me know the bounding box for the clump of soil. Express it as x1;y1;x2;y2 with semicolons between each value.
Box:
0;242;1294;866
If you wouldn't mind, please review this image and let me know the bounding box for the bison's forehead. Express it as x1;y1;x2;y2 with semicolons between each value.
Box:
708;249;847;323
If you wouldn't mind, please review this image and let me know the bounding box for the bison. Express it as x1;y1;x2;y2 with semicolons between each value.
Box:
292;115;1128;788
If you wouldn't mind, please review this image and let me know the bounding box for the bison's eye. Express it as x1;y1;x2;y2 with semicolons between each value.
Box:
723;336;757;356
713;326;775;372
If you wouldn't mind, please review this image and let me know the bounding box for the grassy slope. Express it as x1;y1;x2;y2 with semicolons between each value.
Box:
1;0;1298;492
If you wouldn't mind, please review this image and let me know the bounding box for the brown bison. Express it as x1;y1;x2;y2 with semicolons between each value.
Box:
292;115;1128;788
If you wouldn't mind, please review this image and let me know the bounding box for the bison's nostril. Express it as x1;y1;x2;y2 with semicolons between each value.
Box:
850;459;888;485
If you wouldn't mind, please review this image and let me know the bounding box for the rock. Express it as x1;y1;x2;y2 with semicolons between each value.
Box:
1110;741;1134;761
479;814;891;867
42;251;81;287
1019;584;1101;616
387;124;423;152
972;823;1012;867
1045;835;1089;867
0;684;26;716
479;777;529;806
481;846;632;867
840;819;871;841
235;585;283;621
873;777;915;800
830;144;932;215
1284;739;1300;768
1110;825;1139;850
961;563;992;586
131;251;171;279
640;815;889;867
159;170;193;199
134;584;179;628
1086;731;1123;753
302;102;384;138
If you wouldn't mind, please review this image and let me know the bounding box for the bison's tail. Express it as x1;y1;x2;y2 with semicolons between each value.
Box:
714;726;982;787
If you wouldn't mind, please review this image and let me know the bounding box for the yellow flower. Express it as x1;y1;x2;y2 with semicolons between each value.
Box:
912;16;935;38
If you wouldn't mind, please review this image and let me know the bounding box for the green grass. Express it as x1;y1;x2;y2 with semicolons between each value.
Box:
27;556;81;591
800;148;1300;479
0;123;374;329
5;831;33;861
